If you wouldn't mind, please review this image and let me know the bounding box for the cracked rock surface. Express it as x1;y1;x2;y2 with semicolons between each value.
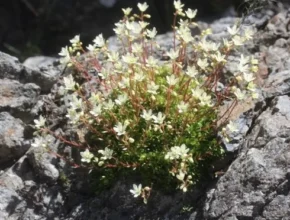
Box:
200;96;290;220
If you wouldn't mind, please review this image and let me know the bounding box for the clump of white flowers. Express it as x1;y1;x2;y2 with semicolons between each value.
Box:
165;144;194;192
38;0;260;204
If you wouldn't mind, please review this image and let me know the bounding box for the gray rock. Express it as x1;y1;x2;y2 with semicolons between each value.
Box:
256;9;290;49
23;56;63;93
19;209;44;220
203;96;290;219
0;155;35;191
0;112;27;165
0;170;24;191
0;51;61;93
263;70;290;97
0;186;26;220
262;194;290;220
264;46;290;74
244;8;275;29
0;79;40;123
0;51;23;79
27;145;60;183
208;17;235;43
222;111;252;152
265;11;290;38
23;56;57;70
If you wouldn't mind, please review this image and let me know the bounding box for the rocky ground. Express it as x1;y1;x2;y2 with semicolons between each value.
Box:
0;1;290;220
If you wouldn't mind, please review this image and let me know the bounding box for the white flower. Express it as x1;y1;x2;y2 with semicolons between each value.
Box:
88;93;101;106
178;18;189;28
174;0;184;12
199;38;208;51
185;8;197;19
223;38;231;48
132;43;143;54
239;54;250;66
115;94;128;105
209;42;220;51
87;44;96;51
243;73;255;82
141;109;153;121
126;21;142;35
125;21;135;31
199;38;219;52
69;94;83;110
98;147;113;160
214;51;226;63
203;28;212;35
232;35;244;46
176;171;186;181
244;28;255;40
226;120;239;133
58;46;71;64
166;49;179;60
137;2;149;12
251;57;258;65
185;66;198;78
90;105;102;117
122;53;138;64
32;135;55;148
118;77;130;89
197;58;208;70
199;92;213;106
31;136;46;148
192;87;205;99
114;22;126;35
152;112;166;124
139;21;149;29
63;75;78;91
113;122;128;136
122;7;132;16
252;92;259;99
93;34;105;48
108;51;119;62
177;101;189;113
66;108;83;125
227;24;239;35
130;184;142;198
177;26;193;43
34;115;46;129
146;27;157;39
70;35;80;45
129;137;135;143
147;81;159;94
134;72;145;82
251;65;259;73
103;99;115;110
178;144;190;158
180;182;188;192
237;64;249;74
234;88;246;100
146;56;158;67
191;87;212;106
166;74;179;86
247;81;257;92
80;149;94;163
165;144;190;160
